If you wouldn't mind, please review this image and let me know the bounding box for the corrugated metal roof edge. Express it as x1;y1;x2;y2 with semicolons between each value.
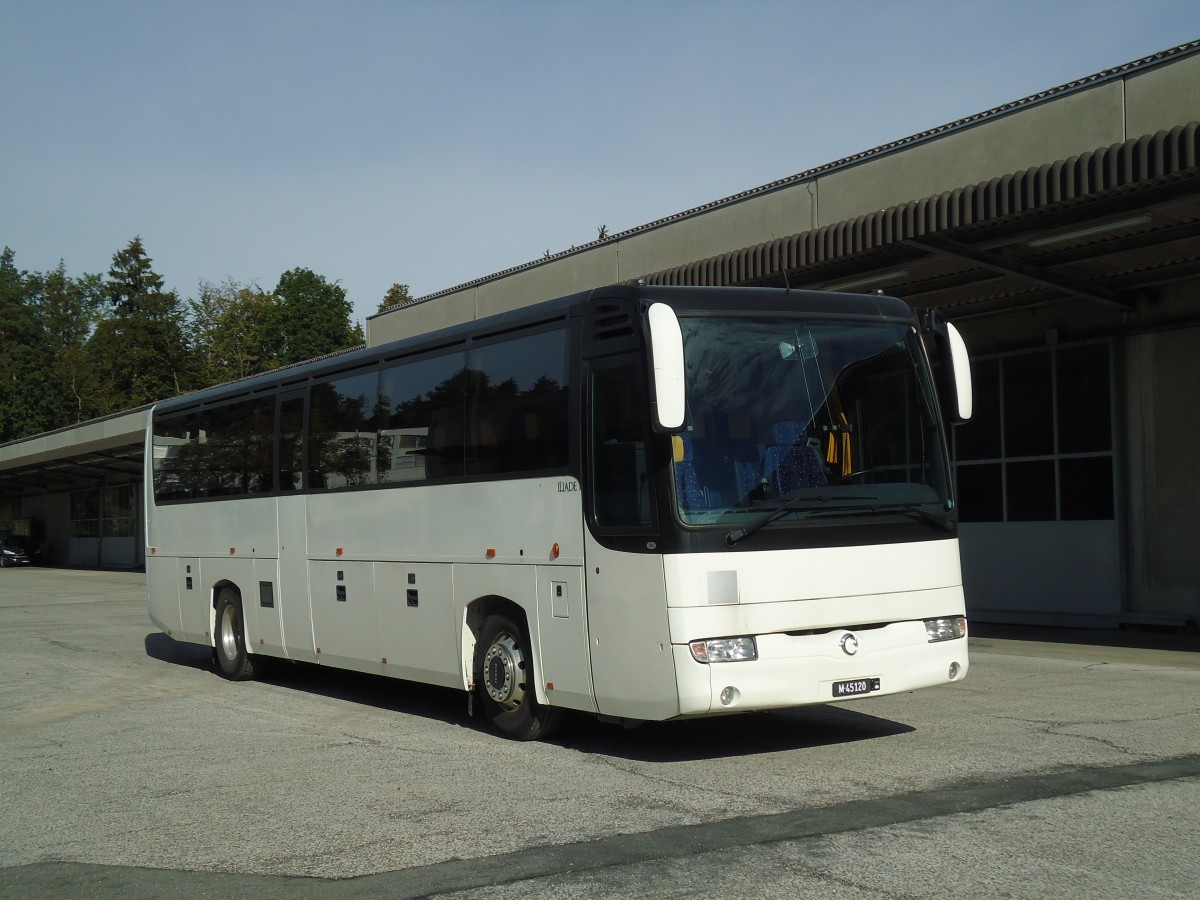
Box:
0;404;154;459
641;123;1200;290
373;39;1200;319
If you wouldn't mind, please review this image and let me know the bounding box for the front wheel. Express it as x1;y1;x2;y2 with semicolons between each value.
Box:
214;589;267;681
474;613;563;741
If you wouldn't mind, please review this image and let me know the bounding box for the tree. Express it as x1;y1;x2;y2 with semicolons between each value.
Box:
270;267;361;366
188;279;278;386
0;251;106;437
33;262;103;425
86;237;195;413
0;248;62;440
105;235;167;316
378;282;412;313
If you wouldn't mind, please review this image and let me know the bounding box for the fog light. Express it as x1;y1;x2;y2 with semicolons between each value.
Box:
949;662;961;680
689;636;758;663
719;686;740;706
925;616;967;642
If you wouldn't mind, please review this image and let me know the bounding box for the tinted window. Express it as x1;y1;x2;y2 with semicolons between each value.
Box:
309;371;380;489
590;361;654;528
465;330;570;476
153;327;573;502
153;396;274;500
152;413;201;502
379;352;466;482
277;396;305;491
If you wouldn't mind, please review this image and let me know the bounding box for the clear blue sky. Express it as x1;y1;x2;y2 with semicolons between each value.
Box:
3;1;1198;326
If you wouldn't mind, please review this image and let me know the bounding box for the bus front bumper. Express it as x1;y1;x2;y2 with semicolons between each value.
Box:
672;618;968;717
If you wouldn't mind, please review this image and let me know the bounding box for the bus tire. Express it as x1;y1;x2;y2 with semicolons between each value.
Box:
475;613;563;741
214;588;267;681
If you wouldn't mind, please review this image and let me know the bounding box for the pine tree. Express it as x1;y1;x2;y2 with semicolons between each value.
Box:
0;248;60;440
86;237;195;412
36;262;102;424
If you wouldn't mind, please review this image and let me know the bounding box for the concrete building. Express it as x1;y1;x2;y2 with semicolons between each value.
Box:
3;41;1198;629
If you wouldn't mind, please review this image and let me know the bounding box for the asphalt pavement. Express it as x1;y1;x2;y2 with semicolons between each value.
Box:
1;567;1197;898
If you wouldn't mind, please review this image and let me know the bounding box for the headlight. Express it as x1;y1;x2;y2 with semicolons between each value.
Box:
689;636;757;663
925;616;967;642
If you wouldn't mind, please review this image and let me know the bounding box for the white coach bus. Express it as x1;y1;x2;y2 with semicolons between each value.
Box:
146;284;973;739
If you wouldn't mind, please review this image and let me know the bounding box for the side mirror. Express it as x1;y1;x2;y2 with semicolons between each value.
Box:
919;310;973;424
945;321;973;422
647;303;686;431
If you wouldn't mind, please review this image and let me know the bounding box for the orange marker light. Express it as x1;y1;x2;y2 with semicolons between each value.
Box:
336;547;344;557
551;542;560;560
486;548;497;559
229;547;236;555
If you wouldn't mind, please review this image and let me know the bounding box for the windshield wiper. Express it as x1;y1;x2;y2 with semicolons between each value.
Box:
807;501;953;532
724;494;879;546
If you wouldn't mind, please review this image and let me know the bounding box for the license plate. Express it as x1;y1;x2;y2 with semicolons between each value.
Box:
833;677;880;698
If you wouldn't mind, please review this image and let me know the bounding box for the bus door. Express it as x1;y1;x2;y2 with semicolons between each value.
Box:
584;357;678;720
276;390;317;662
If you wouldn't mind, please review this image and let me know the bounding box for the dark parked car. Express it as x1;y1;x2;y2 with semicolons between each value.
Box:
0;534;38;567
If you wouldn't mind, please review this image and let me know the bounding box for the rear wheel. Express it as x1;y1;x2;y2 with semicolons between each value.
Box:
475;613;563;741
214;589;267;680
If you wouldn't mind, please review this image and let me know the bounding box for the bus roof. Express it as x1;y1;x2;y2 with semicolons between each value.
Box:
152;284;916;416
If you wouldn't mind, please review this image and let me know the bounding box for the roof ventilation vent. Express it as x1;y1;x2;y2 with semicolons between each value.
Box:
591;303;635;343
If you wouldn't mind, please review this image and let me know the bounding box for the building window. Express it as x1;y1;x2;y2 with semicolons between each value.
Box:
70;489;100;538
953;342;1114;522
71;485;137;538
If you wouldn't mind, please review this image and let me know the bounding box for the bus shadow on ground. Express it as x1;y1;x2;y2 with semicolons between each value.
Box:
144;631;470;728
561;705;915;762
143;632;914;760
144;632;212;670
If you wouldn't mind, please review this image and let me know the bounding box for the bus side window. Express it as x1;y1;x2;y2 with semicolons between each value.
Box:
152;413;199;502
277;396;305;491
590;362;654;528
308;372;380;490
465;329;569;477
380;351;466;483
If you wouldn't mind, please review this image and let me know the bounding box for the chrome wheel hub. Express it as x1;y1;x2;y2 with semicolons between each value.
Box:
483;631;526;711
219;604;238;661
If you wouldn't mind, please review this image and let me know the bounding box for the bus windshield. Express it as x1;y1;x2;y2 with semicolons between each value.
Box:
673;315;950;528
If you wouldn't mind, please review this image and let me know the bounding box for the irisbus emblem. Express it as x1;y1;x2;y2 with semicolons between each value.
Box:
840;633;860;656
